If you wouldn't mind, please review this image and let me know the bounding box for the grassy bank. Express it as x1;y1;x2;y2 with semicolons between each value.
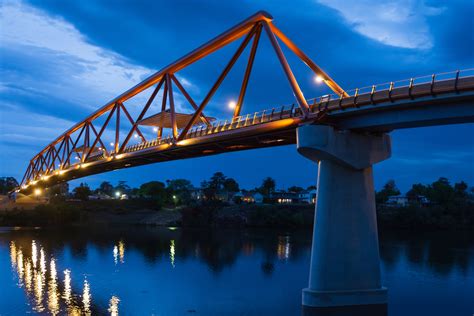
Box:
1;199;473;230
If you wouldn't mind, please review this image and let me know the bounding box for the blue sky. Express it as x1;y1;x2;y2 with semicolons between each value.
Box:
0;0;473;192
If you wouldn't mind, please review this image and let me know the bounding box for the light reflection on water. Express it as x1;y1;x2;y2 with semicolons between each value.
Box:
1;227;473;315
8;238;120;315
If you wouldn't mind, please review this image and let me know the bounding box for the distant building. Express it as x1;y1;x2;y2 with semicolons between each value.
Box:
387;195;409;207
234;191;264;204
386;195;430;207
296;189;317;204
271;191;298;204
270;189;316;204
88;192;113;200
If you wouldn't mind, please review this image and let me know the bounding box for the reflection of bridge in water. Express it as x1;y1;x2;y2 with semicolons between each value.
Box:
14;10;474;311
4;227;473;314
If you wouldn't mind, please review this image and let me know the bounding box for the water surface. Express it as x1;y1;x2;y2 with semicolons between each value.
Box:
0;227;472;315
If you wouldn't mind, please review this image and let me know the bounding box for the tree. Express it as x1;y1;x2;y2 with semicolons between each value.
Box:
73;183;91;201
427;177;454;206
376;180;400;204
288;186;304;193
260;177;276;197
97;181;113;196
224;178;240;193
167;179;193;205
115;181;131;195
139;181;166;199
0;177;18;194
201;180;216;201
307;185;317;191
209;172;226;190
406;183;428;200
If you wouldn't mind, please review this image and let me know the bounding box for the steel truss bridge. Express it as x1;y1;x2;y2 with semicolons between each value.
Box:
18;11;474;194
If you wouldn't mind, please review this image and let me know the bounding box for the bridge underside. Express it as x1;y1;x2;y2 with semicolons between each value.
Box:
20;119;301;194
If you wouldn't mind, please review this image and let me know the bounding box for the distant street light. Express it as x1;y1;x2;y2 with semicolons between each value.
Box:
34;188;41;200
115;191;121;199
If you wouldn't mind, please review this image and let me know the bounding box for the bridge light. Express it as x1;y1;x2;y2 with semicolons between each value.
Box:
34;188;41;196
314;75;324;83
228;100;237;110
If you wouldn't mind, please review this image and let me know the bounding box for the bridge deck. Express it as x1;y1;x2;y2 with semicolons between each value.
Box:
19;75;474;193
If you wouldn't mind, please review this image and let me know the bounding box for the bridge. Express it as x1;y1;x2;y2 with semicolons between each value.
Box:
16;10;474;312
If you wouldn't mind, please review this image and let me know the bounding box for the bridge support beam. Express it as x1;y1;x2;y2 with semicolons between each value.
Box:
297;125;390;311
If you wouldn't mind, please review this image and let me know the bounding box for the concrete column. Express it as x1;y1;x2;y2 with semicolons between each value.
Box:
297;125;391;308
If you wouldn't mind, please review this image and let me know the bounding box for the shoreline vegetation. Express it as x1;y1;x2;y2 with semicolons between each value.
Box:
1;175;473;230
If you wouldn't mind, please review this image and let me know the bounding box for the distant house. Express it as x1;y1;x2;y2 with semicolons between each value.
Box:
234;191;264;204
387;195;430;207
271;191;298;204
270;189;316;204
387;195;409;207
253;193;264;204
296;189;317;204
190;188;204;201
89;192;113;200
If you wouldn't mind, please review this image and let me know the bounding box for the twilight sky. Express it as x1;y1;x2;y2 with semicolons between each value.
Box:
0;0;473;192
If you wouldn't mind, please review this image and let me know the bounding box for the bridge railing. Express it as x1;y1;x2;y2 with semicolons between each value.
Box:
306;68;474;110
121;68;474;156
122;104;302;154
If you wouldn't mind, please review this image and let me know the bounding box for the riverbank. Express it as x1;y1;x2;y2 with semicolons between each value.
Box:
0;200;314;228
1;199;472;230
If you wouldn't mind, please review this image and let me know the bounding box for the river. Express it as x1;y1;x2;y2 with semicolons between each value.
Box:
0;226;472;315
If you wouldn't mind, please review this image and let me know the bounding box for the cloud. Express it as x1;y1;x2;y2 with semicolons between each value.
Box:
316;0;445;49
0;0;156;109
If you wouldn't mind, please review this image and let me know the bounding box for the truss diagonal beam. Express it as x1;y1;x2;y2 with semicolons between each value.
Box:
234;22;262;118
171;74;211;126
263;22;309;116
178;24;259;140
269;23;347;97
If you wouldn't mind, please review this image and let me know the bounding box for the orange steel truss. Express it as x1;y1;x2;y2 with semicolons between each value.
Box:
19;11;345;189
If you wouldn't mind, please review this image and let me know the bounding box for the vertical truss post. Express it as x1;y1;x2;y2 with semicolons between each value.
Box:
159;78;169;139
171;74;211;126
234;23;262;118
114;103;120;155
166;73;178;140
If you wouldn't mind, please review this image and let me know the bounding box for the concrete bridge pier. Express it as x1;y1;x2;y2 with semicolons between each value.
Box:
297;125;390;313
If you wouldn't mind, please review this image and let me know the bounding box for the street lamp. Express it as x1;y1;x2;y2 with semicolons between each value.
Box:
228;100;237;110
34;188;41;200
115;191;121;199
314;75;324;83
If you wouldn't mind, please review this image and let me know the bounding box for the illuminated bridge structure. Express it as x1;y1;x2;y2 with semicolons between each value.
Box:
16;11;474;311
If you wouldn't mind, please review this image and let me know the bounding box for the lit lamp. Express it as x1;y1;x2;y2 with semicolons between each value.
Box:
115;191;121;199
314;75;324;83
228;100;237;110
34;188;41;200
